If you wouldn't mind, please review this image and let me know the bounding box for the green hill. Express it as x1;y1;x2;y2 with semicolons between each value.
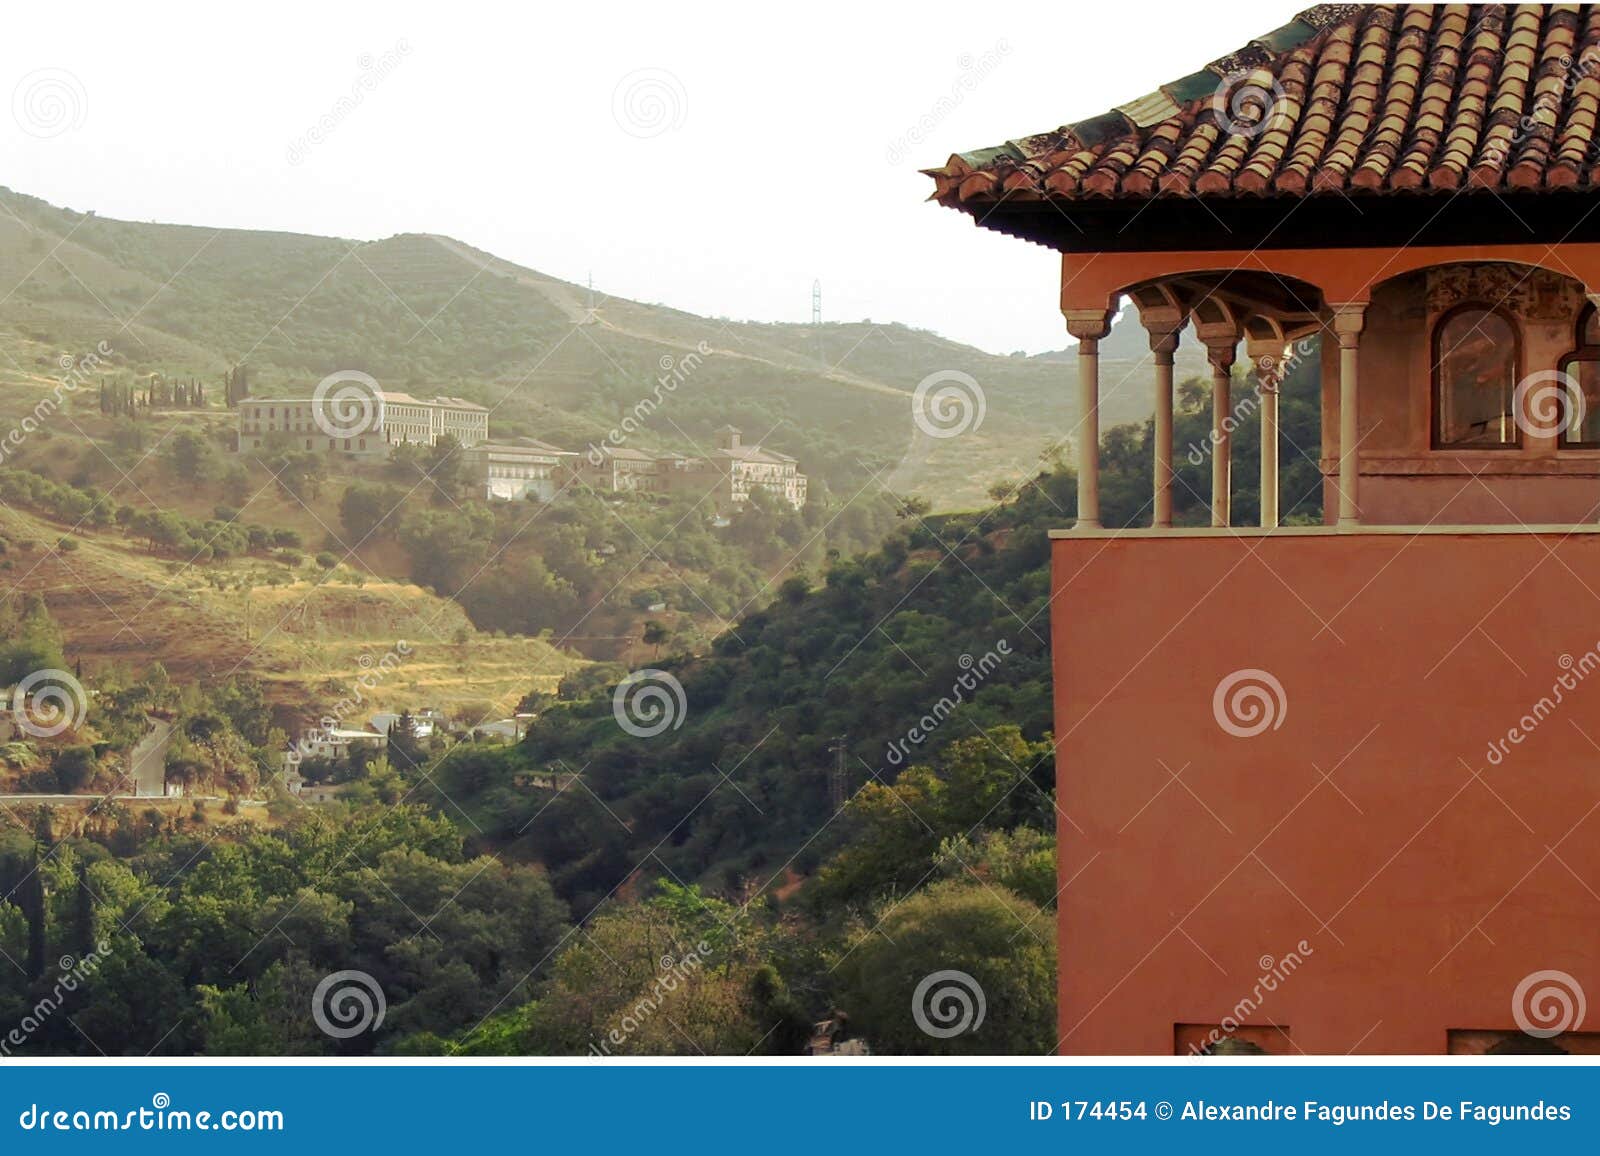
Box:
422;346;1322;911
0;187;1163;510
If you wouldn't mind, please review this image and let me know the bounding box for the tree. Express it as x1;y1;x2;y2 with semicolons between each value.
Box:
0;594;67;685
166;428;216;483
52;746;98;792
836;879;1055;1055
459;881;805;1056
387;711;423;772
263;450;326;503
641;620;669;659
810;727;1052;909
339;482;400;543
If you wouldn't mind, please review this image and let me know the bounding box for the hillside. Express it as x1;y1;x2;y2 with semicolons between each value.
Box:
0;187;1169;510
422;347;1323;910
0;331;1320;1059
0;498;580;726
1031;307;1211;389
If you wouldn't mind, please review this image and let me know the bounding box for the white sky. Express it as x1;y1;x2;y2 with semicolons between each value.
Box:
8;0;1293;355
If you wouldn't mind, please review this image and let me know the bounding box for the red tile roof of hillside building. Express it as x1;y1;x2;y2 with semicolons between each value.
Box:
925;4;1600;211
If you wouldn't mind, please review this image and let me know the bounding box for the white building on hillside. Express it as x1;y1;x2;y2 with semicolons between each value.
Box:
465;438;579;502
236;392;488;456
369;711;438;739
576;430;807;511
281;726;386;775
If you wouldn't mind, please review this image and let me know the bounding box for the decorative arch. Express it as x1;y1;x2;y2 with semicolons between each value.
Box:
1430;302;1521;450
1559;301;1600;447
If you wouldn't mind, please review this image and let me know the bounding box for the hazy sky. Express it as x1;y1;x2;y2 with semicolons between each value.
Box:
9;0;1292;356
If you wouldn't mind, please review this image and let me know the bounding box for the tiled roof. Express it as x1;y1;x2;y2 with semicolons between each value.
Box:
379;392;487;411
925;4;1600;209
590;446;657;461
507;436;578;454
717;446;796;464
473;438;576;456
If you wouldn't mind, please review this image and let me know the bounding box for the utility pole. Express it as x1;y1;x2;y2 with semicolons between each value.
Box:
812;279;824;365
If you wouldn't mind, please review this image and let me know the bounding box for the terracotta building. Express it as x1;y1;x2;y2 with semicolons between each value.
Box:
928;3;1600;1054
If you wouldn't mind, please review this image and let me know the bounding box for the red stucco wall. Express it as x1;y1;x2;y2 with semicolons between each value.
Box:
1053;530;1600;1054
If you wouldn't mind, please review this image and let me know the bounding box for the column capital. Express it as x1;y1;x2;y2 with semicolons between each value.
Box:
1136;303;1186;336
1330;302;1367;346
1194;321;1239;370
1064;308;1114;343
1246;338;1293;392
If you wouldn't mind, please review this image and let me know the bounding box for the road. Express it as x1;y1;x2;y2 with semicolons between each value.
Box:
127;718;175;797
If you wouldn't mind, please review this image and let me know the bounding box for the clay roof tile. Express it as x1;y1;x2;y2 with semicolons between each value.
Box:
927;3;1600;216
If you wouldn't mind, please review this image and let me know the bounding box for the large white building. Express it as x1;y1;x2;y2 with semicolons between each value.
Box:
577;428;807;511
465;438;580;503
236;392;488;456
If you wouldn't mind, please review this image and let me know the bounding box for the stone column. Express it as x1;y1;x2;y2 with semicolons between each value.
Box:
1332;304;1367;528
1248;338;1291;530
1196;323;1239;528
1140;306;1186;529
1065;310;1114;529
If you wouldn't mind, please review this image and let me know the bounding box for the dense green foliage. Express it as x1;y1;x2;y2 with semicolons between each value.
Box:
420;348;1319;900
0;806;569;1055
0;357;1321;1054
836;880;1056;1055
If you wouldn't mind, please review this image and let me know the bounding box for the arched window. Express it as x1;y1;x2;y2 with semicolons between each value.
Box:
1559;304;1600;447
1433;305;1520;448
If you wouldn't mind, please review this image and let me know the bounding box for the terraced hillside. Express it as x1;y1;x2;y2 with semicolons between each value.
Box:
0;500;579;722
